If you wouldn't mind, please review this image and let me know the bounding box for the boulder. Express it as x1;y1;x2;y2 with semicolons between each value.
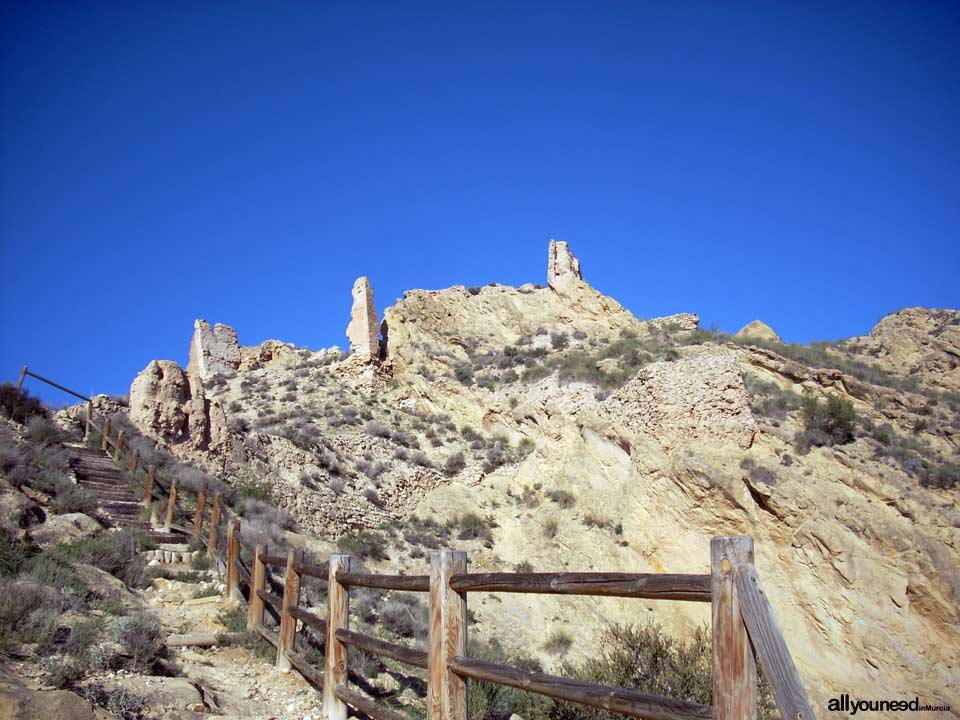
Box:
735;319;782;343
28;513;101;547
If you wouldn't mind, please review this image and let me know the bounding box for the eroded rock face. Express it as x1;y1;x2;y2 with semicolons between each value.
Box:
346;277;379;359
605;352;757;451
735;319;781;343
547;239;583;292
187;320;241;381
129;359;224;451
130;360;191;441
846;307;960;393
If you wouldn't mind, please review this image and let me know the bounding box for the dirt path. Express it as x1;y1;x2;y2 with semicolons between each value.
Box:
138;569;324;720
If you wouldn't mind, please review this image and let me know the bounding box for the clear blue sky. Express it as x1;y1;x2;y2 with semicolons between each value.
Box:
2;1;958;404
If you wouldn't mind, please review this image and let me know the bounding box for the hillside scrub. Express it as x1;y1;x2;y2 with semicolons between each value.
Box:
1;527;163;681
795;391;856;453
0;382;49;424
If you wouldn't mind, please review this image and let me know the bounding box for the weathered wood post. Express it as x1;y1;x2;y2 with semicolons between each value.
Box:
207;494;223;558
225;520;241;599
428;550;468;720
276;548;303;672
711;536;757;720
164;478;178;531
113;430;124;462
101;418;111;451
128;447;139;473
142;466;156;506
192;485;207;543
323;554;351;720
247;544;268;630
84;401;92;441
16;365;27;390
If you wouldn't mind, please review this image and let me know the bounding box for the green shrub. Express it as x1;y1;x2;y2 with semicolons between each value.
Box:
113;612;162;670
0;579;65;653
923;462;960;490
796;392;855;452
0;527;36;576
234;477;273;502
36;530;155;588
549;622;778;720
0;383;49;424
41;657;84;688
543;628;574;655
546;489;576;508
51;486;98;514
467;637;545;720
458;513;493;543
215;606;275;662
337;531;389;561
380;594;428;640
444;451;466;476
551;332;570;350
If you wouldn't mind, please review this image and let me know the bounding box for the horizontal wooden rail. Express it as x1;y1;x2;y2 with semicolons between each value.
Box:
336;572;430;592
255;623;279;648
335;684;407;720
257;590;283;609
336;628;428;669
297;561;329;580
260;553;288;568
734;565;815;720
234;558;252;584
289;605;327;633
285;649;324;689
450;656;713;720
448;572;711;602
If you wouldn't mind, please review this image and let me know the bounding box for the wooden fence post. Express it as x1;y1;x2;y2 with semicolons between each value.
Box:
16;365;27;390
247;544;267;630
276;548;303;672
711;536;757;720
323;554;351;720
428;550;468;720
192;485;207;543
207;494;222;558
164;478;178;531
84;401;92;442
225;520;240;598
113;430;124;462
128;447;139;473
142;466;156;506
101;418;111;451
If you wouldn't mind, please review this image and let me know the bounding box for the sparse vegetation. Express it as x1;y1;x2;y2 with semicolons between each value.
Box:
795;391;856;453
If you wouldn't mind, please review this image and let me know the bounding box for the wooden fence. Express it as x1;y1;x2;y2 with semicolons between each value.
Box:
17;366;817;720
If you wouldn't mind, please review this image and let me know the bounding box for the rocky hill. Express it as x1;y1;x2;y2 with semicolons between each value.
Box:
117;240;959;716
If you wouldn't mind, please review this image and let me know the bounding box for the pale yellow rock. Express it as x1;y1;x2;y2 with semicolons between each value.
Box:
734;319;782;343
187;319;241;381
346;276;379;358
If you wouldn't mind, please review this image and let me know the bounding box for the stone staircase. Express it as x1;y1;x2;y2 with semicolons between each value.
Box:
68;446;187;546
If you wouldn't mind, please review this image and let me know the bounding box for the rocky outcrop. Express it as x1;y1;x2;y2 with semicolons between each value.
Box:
129;360;225;451
187;320;241;382
605;352;757;451
735;319;781;343
547;239;583;292
846;307;960;393
648;313;701;333
130;361;192;441
346;277;379;359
